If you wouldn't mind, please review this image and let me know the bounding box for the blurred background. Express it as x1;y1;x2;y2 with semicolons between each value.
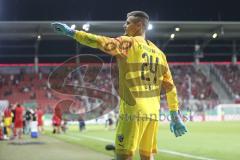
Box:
0;1;240;160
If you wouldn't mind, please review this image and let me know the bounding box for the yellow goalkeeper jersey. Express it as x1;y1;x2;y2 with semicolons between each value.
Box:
74;31;179;119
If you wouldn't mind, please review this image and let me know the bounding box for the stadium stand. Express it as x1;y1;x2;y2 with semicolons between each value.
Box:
215;64;240;99
0;64;222;113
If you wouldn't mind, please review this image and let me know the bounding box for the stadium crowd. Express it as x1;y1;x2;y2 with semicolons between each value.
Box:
1;63;240;139
0;64;223;113
215;64;240;101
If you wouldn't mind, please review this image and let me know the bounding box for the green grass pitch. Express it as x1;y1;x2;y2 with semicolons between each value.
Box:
47;121;240;160
1;121;240;160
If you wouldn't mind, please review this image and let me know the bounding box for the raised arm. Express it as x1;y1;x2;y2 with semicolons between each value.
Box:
51;22;132;57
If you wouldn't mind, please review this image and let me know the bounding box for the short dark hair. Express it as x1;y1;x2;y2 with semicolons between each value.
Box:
127;11;149;30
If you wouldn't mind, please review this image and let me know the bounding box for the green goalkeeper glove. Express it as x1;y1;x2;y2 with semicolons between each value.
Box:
51;22;75;37
170;111;187;137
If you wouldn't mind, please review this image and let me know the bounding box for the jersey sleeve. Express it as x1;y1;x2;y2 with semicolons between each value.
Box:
74;31;133;57
161;53;179;111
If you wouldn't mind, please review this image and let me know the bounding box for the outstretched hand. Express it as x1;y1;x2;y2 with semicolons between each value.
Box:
51;22;75;37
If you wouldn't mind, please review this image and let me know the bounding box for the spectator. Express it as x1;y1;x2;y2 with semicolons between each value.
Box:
24;108;32;135
3;105;13;139
14;104;25;139
52;113;61;134
78;116;85;132
36;108;44;133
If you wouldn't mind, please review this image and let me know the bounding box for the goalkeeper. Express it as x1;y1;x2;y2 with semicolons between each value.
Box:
52;11;187;160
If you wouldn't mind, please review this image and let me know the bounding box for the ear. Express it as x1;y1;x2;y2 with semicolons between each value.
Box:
136;21;144;33
136;21;143;28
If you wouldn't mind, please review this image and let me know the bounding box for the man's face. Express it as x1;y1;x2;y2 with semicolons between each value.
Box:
123;16;142;36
